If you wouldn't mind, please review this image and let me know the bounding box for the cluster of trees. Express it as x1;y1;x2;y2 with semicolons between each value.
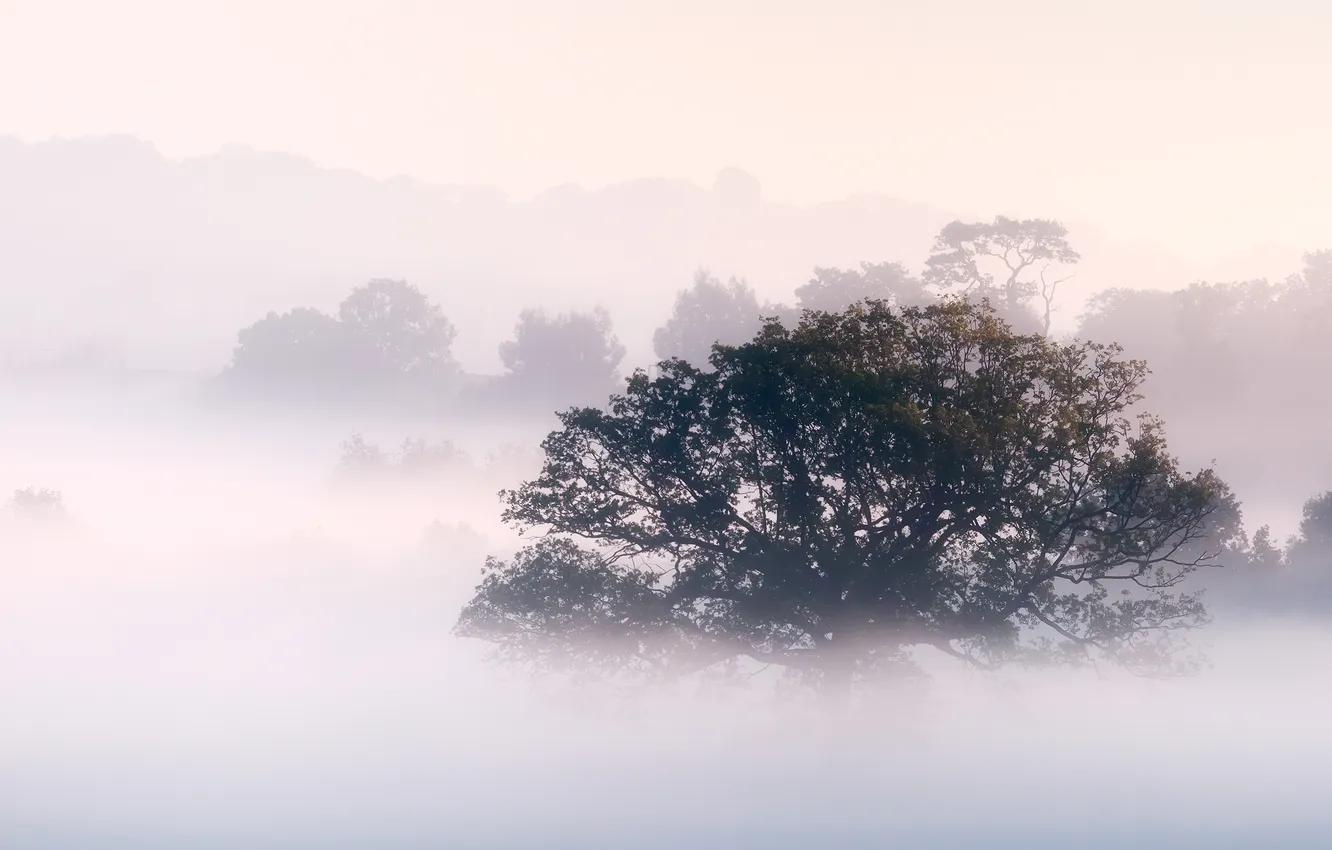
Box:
1078;251;1332;432
193;211;1332;696
335;434;469;480
4;487;71;532
209;216;1080;418
332;433;541;493
209;279;628;414
209;279;460;408
651;216;1078;368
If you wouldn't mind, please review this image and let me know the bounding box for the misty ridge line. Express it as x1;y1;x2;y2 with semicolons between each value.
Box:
0;133;1296;377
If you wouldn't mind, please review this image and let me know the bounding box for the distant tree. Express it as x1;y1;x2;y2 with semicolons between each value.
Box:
1282;251;1332;353
214;280;459;409
397;437;469;476
456;300;1233;694
334;433;472;483
1245;526;1286;572
337;433;389;477
219;307;383;395
1078;288;1175;352
1287;491;1332;570
1077;275;1302;424
795;261;927;313
497;307;626;404
8;487;67;524
924;217;1080;334
652;270;764;366
337;278;458;381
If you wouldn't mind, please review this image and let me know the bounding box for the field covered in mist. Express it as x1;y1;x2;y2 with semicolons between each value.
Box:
3;376;1332;849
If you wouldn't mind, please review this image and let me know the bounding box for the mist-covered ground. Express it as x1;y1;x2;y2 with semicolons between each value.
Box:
3;387;1331;849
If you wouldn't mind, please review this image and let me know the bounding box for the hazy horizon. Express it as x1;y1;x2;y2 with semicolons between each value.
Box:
5;0;1332;264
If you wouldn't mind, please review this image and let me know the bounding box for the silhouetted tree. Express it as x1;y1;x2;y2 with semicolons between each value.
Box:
457;300;1233;694
795;261;927;314
924;217;1080;334
1287;491;1332;570
652;270;764;366
496;307;626;406
337;278;458;381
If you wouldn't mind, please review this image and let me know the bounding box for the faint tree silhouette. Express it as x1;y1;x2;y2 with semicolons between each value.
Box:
795;261;927;314
495;306;627;407
652;269;764;367
924;216;1080;334
337;278;459;381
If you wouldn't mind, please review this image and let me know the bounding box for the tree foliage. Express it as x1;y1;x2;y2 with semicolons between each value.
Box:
457;300;1233;691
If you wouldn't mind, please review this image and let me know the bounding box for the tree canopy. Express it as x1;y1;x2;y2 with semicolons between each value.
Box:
456;299;1233;692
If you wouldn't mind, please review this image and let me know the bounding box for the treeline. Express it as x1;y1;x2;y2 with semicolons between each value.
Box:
204;278;627;415
202;214;1332;514
205;216;1078;415
1080;251;1332;437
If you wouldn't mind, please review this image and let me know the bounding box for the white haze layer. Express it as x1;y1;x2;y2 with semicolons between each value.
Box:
1;391;1329;849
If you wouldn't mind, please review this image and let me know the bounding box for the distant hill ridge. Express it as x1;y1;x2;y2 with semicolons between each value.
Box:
0;134;1295;376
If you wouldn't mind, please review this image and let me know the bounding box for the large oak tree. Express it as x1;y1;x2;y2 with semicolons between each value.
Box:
456;300;1234;692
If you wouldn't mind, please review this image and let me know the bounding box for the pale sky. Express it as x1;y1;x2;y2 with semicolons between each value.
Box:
2;0;1330;263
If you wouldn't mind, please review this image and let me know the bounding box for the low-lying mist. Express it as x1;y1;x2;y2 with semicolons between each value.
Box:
3;404;1330;849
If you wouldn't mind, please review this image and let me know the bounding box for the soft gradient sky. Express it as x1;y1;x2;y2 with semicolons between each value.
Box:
2;0;1329;262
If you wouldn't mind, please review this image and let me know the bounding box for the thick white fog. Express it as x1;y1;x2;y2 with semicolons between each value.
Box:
2;392;1332;849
